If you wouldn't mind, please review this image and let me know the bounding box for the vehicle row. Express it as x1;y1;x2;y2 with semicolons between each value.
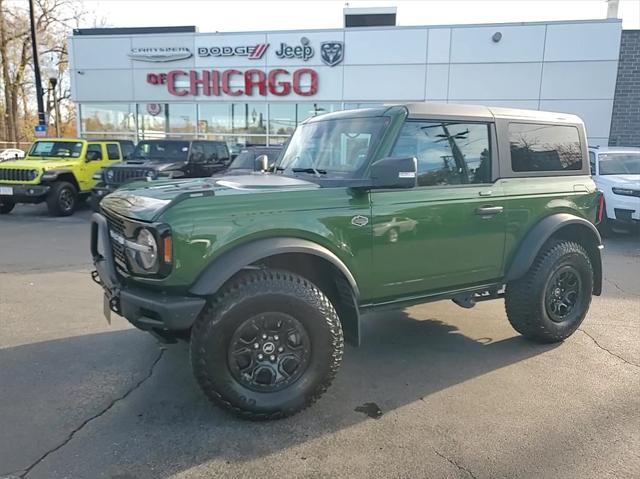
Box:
0;139;282;216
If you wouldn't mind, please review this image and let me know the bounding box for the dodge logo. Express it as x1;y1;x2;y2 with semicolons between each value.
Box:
320;41;344;67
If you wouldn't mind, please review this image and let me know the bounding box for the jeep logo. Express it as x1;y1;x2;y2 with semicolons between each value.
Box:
275;37;314;61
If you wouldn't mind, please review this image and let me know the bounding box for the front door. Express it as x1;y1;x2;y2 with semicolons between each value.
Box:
78;143;106;191
370;119;506;301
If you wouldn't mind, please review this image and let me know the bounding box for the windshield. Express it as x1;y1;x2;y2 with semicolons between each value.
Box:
598;153;640;175
278;117;388;176
28;141;83;158
132;141;190;162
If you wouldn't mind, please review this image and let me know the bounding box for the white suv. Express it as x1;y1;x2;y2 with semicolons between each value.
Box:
589;146;640;233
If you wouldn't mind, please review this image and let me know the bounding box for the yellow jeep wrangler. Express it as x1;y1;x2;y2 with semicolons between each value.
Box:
0;139;130;216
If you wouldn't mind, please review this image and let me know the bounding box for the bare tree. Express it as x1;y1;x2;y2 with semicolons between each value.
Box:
0;0;86;145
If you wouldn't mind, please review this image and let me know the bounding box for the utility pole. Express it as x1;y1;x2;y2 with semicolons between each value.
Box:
28;0;46;126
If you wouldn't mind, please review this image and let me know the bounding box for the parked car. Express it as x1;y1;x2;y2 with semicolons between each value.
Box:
0;148;25;162
91;103;603;420
589;146;640;235
0;139;125;216
91;140;230;210
227;145;283;172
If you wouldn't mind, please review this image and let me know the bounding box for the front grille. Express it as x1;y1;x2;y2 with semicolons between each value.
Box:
102;208;129;274
105;168;147;185
0;168;36;182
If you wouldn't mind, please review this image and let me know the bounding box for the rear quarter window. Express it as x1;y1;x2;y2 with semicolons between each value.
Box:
509;123;582;172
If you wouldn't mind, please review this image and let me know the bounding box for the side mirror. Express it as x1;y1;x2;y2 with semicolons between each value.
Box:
86;150;101;161
370;157;417;189
255;154;269;172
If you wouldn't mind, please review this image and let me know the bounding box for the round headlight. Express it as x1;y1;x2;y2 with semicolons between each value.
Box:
30;169;38;180
136;228;158;270
146;169;157;180
106;170;115;180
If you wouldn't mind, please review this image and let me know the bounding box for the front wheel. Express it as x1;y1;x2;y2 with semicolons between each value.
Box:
0;198;15;214
190;269;344;420
46;181;77;216
505;239;593;343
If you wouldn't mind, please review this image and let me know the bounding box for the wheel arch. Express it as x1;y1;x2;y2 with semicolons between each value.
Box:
43;170;80;191
505;213;603;295
189;237;362;345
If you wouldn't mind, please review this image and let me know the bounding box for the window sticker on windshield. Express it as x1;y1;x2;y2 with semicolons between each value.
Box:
36;142;54;153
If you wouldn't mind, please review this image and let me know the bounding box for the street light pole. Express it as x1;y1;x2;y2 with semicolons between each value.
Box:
49;77;60;137
28;0;46;126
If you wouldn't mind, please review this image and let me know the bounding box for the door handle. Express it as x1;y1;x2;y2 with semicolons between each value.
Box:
475;206;504;216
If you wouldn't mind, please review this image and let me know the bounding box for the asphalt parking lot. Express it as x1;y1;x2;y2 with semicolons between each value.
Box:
0;203;638;479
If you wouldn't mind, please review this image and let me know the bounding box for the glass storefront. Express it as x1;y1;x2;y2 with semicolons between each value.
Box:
79;102;379;146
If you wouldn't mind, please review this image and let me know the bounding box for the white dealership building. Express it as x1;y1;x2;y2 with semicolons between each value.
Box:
69;12;623;147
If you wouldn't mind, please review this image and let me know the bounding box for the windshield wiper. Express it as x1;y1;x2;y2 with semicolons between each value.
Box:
292;167;327;176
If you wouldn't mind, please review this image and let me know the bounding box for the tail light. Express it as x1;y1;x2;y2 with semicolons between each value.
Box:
595;190;605;225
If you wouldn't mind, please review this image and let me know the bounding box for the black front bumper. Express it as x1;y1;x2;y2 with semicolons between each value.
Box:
90;213;205;332
0;183;50;203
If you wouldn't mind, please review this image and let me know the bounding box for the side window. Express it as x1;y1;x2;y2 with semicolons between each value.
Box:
203;143;220;163
86;143;103;161
589;151;596;175
217;144;229;161
106;144;120;160
122;143;134;159
509;123;582;172
391;121;492;186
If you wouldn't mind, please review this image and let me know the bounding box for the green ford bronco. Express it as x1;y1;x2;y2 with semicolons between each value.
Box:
91;103;603;420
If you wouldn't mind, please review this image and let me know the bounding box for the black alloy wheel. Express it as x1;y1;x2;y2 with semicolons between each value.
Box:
228;313;311;392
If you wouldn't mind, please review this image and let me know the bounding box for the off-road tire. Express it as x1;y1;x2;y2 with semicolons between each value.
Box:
505;239;593;343
46;181;77;216
190;269;344;420
0;198;15;214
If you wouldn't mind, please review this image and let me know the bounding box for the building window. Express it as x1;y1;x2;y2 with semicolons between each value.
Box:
392;121;492;186
269;103;296;136
231;103;266;135
509;123;582;172
81;103;136;133
298;103;341;121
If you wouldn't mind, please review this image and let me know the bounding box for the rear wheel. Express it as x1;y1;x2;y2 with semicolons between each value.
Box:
46;181;77;216
190;269;344;420
0;198;15;214
505;239;593;343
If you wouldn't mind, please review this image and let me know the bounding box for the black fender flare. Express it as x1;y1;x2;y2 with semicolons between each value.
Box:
505;213;603;295
189;236;360;299
41;169;78;187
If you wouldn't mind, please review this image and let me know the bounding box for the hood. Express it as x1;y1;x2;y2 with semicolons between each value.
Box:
110;160;186;171
0;158;79;171
596;174;640;188
101;173;319;222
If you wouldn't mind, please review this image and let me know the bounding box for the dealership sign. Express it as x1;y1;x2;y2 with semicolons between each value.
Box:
128;47;192;62
195;38;344;66
197;44;269;59
146;69;318;97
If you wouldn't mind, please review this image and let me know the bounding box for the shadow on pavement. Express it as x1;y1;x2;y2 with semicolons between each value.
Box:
0;310;559;477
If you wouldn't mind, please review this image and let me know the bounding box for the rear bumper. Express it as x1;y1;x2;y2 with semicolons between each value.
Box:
0;183;49;202
90;212;205;331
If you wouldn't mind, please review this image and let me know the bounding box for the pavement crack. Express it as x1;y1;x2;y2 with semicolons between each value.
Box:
19;347;165;478
604;277;626;294
433;448;478;479
578;329;639;368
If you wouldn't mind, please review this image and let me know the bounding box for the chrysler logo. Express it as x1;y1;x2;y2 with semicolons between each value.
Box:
320;41;344;67
128;47;192;62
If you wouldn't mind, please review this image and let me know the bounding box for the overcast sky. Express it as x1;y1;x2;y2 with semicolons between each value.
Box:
76;0;640;31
